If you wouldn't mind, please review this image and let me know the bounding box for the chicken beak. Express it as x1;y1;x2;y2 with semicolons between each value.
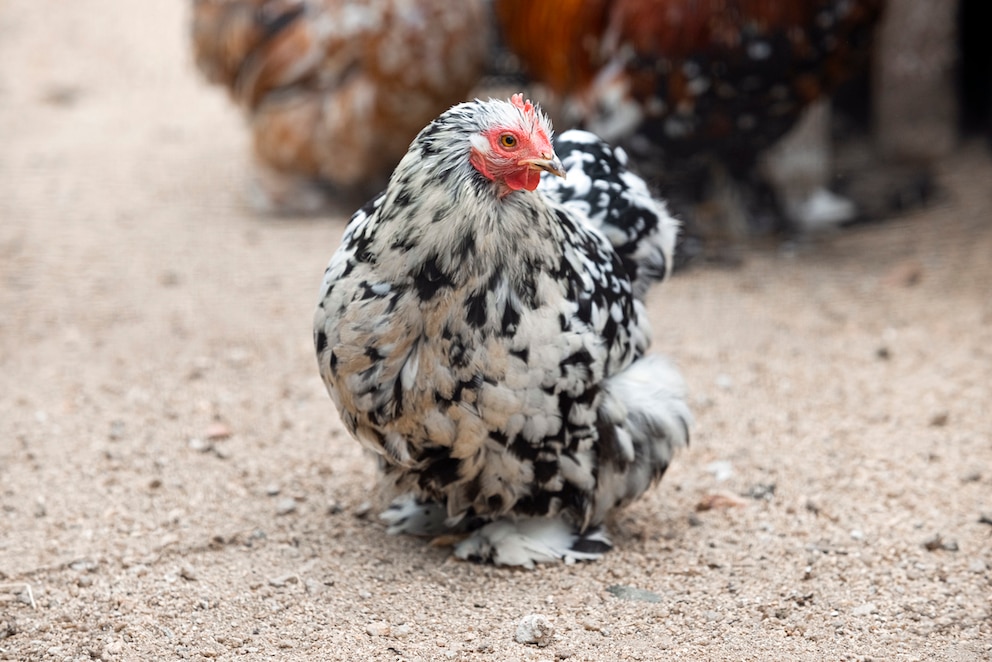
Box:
520;154;566;179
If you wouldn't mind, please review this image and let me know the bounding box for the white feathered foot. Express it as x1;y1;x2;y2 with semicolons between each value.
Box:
381;497;612;568
453;517;613;569
380;494;461;537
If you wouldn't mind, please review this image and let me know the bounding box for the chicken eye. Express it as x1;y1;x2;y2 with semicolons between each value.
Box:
499;133;518;149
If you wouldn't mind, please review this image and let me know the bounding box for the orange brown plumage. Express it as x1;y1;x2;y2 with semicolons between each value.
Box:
191;0;490;210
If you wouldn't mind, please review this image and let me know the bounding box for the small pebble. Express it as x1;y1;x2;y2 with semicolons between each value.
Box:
365;622;390;637
747;483;776;500
928;411;949;427
922;534;958;552
515;614;554;647
581;619;603;632
268;574;298;588
70;559;98;573
204;422;232;440
852;603;877;617
606;585;663;603
696;491;747;511
15;588;36;608
704;460;734;482
188;437;212;453
108;420;126;440
275;498;297;516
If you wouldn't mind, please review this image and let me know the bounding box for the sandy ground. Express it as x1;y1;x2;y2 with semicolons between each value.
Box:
1;1;991;660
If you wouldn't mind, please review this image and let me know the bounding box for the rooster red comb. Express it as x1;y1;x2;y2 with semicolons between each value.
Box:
510;93;536;118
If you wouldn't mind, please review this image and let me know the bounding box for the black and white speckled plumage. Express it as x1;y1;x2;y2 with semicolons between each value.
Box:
314;97;689;566
541;129;676;300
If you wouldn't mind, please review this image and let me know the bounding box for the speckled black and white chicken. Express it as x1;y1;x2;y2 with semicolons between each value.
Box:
314;95;690;567
493;0;885;254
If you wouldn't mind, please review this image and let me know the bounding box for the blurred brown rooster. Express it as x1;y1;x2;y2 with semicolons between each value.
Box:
494;0;885;257
191;0;489;212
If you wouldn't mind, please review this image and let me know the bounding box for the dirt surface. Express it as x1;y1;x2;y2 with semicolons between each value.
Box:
2;2;991;660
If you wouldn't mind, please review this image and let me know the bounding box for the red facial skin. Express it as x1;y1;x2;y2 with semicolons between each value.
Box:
469;126;556;195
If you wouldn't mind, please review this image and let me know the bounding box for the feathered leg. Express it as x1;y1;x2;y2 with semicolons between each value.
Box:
452;516;613;569
380;496;611;568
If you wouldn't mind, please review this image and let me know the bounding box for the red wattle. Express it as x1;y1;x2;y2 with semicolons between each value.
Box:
505;167;541;192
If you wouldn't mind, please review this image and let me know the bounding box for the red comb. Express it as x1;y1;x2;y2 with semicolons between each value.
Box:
510;93;536;117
